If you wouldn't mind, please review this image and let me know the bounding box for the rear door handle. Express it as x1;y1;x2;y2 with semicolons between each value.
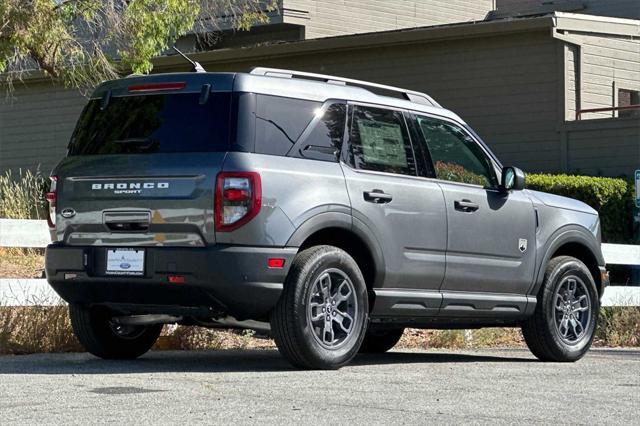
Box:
454;199;479;212
103;211;151;231
364;190;393;204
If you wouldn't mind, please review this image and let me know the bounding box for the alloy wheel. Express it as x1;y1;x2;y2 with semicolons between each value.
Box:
553;276;592;344
306;268;358;349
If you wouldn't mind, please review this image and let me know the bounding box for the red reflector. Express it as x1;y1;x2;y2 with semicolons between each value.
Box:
267;258;285;269
223;188;250;202
46;192;56;203
168;275;186;284
128;82;186;93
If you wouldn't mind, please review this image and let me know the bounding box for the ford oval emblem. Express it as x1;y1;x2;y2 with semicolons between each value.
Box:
61;208;76;218
120;263;131;269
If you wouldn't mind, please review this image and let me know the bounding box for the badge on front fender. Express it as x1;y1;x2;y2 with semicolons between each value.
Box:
518;238;528;253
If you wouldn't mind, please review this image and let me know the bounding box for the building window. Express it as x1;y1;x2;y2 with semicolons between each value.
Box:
618;88;640;118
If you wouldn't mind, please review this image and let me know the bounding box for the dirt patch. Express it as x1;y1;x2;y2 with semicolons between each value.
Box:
397;328;524;350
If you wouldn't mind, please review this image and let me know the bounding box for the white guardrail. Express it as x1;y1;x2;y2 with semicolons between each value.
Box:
1;219;639;307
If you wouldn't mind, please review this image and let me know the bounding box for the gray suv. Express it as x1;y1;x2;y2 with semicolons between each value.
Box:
45;68;608;369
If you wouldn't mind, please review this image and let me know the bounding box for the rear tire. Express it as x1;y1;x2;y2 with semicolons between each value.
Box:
359;327;404;353
271;245;369;369
522;256;599;362
69;304;162;360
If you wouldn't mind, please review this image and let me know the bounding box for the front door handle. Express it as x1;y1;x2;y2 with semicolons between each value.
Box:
364;190;393;204
454;199;479;212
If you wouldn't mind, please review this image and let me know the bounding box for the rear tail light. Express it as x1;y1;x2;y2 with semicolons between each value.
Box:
128;82;186;93
168;275;186;284
46;176;58;229
215;172;261;232
267;258;285;269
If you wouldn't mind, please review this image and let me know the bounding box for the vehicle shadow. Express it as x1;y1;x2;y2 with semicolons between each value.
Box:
0;348;536;375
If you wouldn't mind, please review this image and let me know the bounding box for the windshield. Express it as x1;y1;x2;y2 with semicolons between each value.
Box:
68;92;231;155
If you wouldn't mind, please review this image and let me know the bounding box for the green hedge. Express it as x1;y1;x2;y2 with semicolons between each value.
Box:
526;173;636;244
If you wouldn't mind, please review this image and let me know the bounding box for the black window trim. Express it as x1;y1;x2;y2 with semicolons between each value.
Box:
341;101;420;179
409;111;501;190
403;110;437;179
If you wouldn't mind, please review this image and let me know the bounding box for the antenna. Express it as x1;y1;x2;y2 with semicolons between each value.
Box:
172;46;206;73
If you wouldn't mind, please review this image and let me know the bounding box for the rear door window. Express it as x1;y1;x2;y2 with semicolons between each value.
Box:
347;105;417;176
68;92;231;155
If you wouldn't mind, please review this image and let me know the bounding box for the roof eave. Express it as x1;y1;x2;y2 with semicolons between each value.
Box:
554;11;640;37
154;15;556;70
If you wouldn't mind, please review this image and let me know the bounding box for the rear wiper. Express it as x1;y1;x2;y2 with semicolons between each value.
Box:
112;138;153;144
110;138;159;151
255;116;295;144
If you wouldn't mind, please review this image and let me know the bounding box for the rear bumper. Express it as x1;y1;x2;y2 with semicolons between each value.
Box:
45;244;297;320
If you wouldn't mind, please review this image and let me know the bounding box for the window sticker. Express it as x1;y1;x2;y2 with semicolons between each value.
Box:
356;119;407;167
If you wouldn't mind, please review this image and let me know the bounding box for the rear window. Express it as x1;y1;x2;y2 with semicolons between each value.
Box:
68;92;231;155
254;94;321;156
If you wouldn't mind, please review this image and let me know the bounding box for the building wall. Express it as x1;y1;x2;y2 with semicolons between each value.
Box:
495;0;640;20
0;82;86;174
283;0;494;39
563;32;640;120
562;118;640;176
566;43;579;120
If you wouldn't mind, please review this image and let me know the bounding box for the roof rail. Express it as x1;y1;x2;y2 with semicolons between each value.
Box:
250;67;440;107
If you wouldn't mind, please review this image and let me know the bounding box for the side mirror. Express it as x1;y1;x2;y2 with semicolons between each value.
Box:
501;166;525;191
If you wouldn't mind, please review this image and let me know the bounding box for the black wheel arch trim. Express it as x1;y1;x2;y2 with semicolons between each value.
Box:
285;212;386;288
530;225;604;297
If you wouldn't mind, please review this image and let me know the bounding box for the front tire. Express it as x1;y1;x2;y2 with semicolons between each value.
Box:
69;304;163;360
359;327;404;353
271;245;369;369
522;256;599;362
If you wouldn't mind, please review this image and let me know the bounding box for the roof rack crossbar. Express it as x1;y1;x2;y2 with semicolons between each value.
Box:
250;67;440;107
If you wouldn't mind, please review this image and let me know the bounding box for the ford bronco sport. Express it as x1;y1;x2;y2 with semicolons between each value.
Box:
45;68;609;369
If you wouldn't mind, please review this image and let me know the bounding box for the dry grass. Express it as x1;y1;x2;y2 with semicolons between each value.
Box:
0;168;48;220
1;306;637;355
0;248;45;278
0;306;82;354
595;307;640;347
156;327;275;351
397;328;524;350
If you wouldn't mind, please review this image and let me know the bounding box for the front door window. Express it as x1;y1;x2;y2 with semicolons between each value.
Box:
415;116;497;188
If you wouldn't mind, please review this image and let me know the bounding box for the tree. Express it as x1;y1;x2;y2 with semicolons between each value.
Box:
0;0;276;92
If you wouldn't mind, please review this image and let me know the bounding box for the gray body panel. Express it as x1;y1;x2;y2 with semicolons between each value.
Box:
218;152;349;246
46;70;605;324
53;152;223;247
439;184;537;284
437;182;537;317
341;166;447;294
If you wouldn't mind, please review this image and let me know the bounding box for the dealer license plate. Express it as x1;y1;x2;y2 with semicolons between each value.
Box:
106;248;144;276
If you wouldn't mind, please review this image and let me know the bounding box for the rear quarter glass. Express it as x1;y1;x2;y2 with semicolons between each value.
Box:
68;92;231;155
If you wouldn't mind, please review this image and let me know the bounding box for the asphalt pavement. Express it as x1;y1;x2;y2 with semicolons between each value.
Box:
0;348;638;424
